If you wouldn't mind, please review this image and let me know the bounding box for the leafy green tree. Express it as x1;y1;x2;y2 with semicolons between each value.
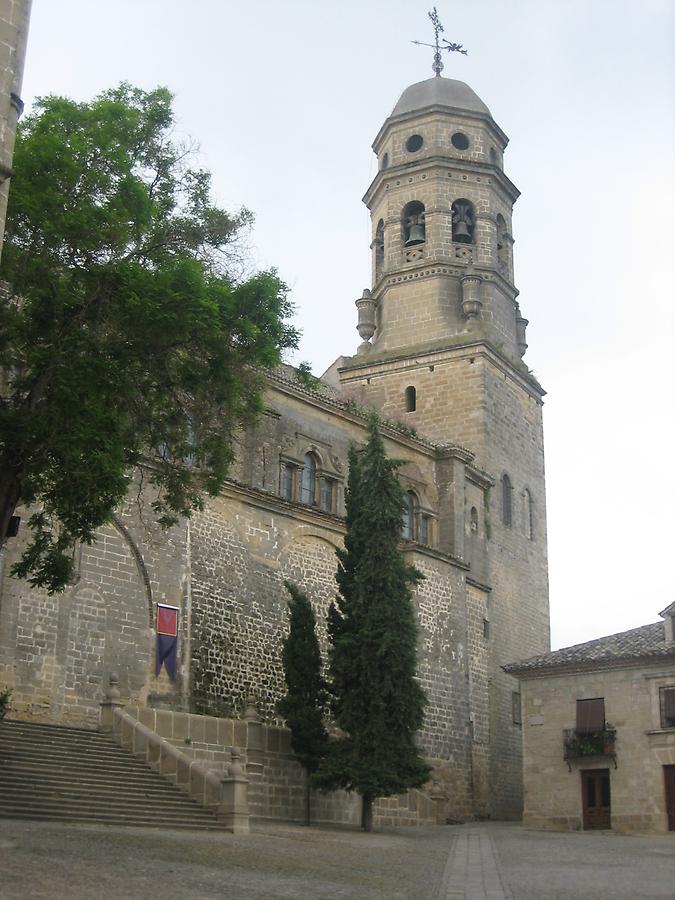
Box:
0;83;298;592
315;418;430;832
278;580;329;826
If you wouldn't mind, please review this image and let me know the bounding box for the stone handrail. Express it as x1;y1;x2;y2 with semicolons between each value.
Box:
100;675;248;832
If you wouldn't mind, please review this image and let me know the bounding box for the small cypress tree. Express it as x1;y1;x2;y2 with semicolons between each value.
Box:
278;580;328;825
315;417;430;832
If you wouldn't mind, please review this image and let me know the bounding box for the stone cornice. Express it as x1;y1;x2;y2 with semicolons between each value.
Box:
363;155;519;210
466;575;493;593
372;259;519;307
219;479;472;574
371;105;509;155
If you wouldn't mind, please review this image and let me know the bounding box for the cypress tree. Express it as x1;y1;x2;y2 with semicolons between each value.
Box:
315;417;430;832
278;580;328;825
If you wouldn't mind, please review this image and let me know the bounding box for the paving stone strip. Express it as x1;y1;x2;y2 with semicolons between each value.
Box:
436;828;510;900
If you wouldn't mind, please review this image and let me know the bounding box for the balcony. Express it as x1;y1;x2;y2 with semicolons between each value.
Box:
563;726;617;770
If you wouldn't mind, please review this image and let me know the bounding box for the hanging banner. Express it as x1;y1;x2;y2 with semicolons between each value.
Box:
156;604;179;681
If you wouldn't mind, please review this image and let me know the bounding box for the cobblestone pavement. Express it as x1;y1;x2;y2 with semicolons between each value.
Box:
0;819;673;899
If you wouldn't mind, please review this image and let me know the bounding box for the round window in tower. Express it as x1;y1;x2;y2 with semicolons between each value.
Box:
451;132;470;151
406;134;424;153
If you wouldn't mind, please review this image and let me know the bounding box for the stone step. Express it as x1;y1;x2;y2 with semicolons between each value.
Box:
0;791;215;815
0;719;224;830
0;808;228;829
0;774;192;798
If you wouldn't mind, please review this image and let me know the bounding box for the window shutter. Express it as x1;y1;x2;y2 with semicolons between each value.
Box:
576;698;605;732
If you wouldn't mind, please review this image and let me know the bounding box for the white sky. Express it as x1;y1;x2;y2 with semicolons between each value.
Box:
20;1;675;650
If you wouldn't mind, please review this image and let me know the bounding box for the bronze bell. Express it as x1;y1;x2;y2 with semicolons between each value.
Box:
454;221;471;243
405;223;425;246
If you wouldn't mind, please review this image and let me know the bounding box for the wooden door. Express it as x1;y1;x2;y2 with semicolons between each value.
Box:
665;765;675;831
581;769;611;830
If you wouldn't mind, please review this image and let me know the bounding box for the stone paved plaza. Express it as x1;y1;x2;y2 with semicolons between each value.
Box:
0;819;673;899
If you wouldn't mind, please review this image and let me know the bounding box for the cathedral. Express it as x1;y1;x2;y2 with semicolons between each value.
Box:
0;27;550;822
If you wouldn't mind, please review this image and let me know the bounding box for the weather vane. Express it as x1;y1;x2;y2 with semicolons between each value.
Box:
412;7;468;77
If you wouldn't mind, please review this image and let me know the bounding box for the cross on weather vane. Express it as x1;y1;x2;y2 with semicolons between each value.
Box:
412;7;468;77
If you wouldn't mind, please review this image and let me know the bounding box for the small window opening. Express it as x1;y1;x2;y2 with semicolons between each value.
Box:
406;133;424;153
419;515;429;546
451;199;475;244
660;687;675;728
401;491;417;540
512;692;522;725
483;618;490;640
489;147;498;165
374;219;384;282
402;201;425;247
451;131;470;151
470;506;478;534
381;151;389;170
320;478;334;513
501;474;512;527
300;453;317;505
281;463;294;500
496;213;508;272
405;385;416;412
523;488;534;540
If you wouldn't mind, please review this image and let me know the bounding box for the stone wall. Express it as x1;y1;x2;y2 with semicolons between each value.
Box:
123;705;438;828
0;0;30;257
518;662;675;833
0;500;188;725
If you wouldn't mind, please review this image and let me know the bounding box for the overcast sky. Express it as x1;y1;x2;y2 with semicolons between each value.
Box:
19;1;675;650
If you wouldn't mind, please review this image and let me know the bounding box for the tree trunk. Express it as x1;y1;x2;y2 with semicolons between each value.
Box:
361;794;374;832
304;770;311;826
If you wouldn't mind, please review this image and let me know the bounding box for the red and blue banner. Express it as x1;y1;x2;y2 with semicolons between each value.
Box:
156;604;179;681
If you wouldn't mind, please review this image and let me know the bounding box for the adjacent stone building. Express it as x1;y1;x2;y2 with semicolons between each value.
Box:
504;604;675;833
0;69;551;823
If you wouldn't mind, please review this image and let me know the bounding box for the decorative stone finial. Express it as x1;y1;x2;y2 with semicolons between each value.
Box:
229;747;245;778
243;694;260;723
516;313;529;358
356;288;376;354
461;272;483;329
105;672;121;703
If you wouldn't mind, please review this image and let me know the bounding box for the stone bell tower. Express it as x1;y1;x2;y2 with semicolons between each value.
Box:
334;73;550;819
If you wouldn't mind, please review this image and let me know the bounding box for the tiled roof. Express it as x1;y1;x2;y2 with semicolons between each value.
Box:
503;621;675;674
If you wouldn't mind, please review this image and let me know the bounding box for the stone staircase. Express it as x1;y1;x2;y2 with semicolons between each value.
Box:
0;720;226;829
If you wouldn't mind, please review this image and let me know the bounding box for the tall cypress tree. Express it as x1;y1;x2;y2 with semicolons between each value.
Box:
315;418;430;832
278;581;328;825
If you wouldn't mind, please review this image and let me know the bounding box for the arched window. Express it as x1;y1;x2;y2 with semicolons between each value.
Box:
501;474;512;527
419;514;430;545
402;201;425;246
451;199;474;244
523;488;534;540
405;385;416;412
401;491;417;540
470;506;478;533
300;453;317;505
375;219;385;282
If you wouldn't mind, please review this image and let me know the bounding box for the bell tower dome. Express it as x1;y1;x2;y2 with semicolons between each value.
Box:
362;75;524;361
